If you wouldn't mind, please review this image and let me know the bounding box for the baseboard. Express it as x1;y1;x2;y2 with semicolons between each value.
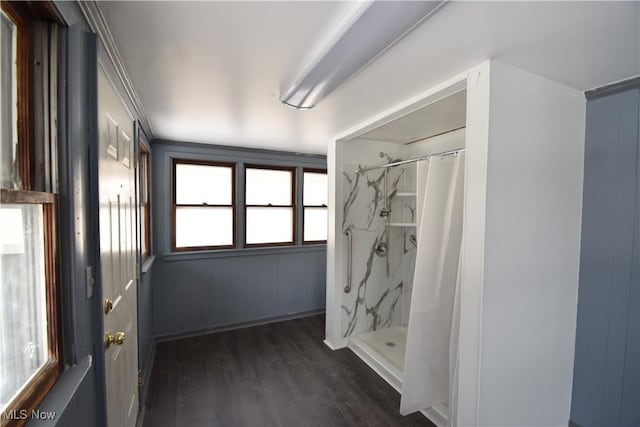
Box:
323;337;348;350
154;309;326;343
421;406;448;427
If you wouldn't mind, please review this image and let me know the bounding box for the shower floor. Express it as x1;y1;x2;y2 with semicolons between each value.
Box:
357;326;407;371
349;326;450;427
349;326;407;391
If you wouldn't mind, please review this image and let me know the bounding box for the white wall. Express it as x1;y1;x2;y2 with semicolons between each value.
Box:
405;127;466;159
478;61;585;425
342;138;405;164
325;138;343;348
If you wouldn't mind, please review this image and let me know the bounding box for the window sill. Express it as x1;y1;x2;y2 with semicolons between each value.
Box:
32;355;92;426
162;243;326;262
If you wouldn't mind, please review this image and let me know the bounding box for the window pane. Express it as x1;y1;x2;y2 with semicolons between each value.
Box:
246;207;293;244
303;172;327;206
140;150;150;258
0;205;49;412
245;168;292;205
140;152;149;204
175;207;233;248
304;207;328;242
141;205;148;256
1;12;19;189
176;163;232;205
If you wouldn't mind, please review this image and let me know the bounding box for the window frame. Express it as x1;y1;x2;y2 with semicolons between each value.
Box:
171;158;236;252
0;189;61;426
1;1;61;191
243;164;296;248
1;2;63;423
302;168;328;245
139;143;151;260
2;3;31;191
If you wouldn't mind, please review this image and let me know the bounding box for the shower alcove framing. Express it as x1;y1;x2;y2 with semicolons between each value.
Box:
325;60;586;426
327;63;487;426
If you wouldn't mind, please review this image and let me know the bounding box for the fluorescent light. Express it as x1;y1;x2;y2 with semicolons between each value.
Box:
279;1;444;110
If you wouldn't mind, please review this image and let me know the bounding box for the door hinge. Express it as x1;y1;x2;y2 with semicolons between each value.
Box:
138;370;143;386
136;262;140;280
133;152;138;167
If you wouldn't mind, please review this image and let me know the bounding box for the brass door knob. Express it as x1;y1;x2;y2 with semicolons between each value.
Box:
104;298;114;314
105;331;126;348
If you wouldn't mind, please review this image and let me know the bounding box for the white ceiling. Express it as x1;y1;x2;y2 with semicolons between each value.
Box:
357;90;467;144
98;1;640;154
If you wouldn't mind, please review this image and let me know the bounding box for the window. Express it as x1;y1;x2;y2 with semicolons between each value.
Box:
170;161;325;252
245;166;295;246
2;1;63;419
172;159;235;251
0;190;60;421
1;8;21;190
139;144;151;259
303;169;328;243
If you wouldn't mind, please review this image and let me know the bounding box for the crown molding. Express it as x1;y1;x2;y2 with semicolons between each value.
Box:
77;0;154;138
585;75;640;100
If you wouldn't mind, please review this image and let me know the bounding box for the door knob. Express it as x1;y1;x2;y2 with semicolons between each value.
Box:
104;298;113;314
105;332;126;348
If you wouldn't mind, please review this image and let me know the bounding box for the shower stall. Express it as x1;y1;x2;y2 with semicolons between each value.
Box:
340;130;466;425
326;60;588;427
341;155;415;381
325;70;472;426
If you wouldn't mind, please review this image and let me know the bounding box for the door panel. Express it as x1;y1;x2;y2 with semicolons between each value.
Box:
98;69;139;427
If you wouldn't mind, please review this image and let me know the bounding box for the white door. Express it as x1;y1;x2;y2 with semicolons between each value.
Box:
98;69;139;427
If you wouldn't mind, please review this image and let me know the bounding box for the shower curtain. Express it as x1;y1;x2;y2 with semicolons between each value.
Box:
448;245;463;426
400;152;465;417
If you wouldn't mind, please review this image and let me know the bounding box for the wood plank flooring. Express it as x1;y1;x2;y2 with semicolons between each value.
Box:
142;315;434;427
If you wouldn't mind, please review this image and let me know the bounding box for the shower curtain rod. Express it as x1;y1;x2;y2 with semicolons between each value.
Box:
357;148;466;174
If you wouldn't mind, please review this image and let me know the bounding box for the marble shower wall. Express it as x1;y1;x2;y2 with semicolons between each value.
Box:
341;155;415;338
338;130;465;339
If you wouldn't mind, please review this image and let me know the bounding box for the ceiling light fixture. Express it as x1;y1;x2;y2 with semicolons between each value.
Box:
279;1;445;110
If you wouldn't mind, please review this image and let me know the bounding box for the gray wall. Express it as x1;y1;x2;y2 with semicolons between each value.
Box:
151;140;327;338
30;2;155;425
136;128;155;407
30;24;101;427
570;84;640;426
137;262;155;405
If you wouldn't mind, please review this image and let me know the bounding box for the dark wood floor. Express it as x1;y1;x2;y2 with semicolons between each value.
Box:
142;315;434;427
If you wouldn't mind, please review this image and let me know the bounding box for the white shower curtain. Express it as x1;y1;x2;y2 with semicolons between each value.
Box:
400;152;465;417
448;244;463;426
